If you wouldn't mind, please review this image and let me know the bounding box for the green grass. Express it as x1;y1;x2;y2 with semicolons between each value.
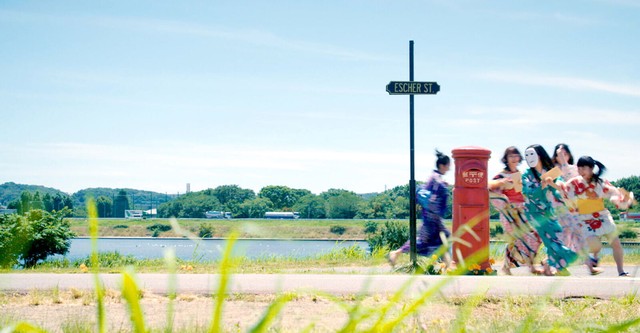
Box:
65;218;640;243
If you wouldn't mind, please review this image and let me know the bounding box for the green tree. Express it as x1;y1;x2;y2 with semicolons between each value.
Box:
31;192;44;211
292;194;326;219
612;175;640;194
96;196;113;218
113;190;130;218
239;197;274;218
42;193;53;212
0;213;30;268
52;193;65;211
0;209;75;268
20;191;33;214
157;191;221;218
62;196;74;214
211;185;255;216
21;209;75;267
358;194;395;219
324;190;361;219
259;185;296;210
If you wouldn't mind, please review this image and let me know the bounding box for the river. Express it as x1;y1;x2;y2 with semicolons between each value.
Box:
56;238;640;262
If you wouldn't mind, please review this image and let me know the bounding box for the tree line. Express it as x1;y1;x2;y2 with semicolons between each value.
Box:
2;175;639;219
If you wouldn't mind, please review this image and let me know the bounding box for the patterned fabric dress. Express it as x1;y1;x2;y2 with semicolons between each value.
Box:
399;170;450;256
522;168;578;270
553;164;585;253
562;176;634;240
490;170;542;269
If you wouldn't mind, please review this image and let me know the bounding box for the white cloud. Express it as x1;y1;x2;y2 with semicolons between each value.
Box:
479;71;640;97
446;106;640;128
0;10;390;62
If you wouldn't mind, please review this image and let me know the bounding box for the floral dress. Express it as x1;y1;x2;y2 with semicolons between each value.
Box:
489;170;542;269
522;168;577;270
399;170;450;256
552;164;585;253
562;176;634;239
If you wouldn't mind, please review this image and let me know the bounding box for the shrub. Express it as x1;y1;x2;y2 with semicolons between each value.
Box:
84;251;138;267
366;220;409;252
146;224;171;233
113;224;129;229
618;228;638;239
330;225;347;235
363;221;378;234
199;224;214;238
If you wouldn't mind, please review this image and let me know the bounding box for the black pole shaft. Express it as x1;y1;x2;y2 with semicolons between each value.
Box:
409;40;417;264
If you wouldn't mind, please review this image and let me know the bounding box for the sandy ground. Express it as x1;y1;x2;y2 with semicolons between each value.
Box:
0;289;459;332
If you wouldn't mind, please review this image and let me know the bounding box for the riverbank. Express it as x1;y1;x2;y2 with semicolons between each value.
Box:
68;218;640;242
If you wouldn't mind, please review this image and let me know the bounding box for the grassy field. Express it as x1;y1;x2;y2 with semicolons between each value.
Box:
67;217;640;242
68;218;387;239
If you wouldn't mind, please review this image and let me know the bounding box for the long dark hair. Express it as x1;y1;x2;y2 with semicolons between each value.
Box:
435;149;450;168
527;144;555;181
577;156;606;184
501;146;522;170
552;143;574;165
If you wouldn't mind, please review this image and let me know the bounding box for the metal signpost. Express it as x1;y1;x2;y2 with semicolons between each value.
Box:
386;40;440;264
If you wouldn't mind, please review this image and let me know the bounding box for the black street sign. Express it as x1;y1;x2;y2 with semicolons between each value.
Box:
386;81;440;95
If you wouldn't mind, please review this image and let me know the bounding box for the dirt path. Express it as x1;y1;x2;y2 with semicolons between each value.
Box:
1;290;459;332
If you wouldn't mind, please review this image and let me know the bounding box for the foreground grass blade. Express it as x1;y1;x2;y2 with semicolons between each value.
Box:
599;316;640;332
86;198;106;333
121;270;147;333
375;276;452;332
209;233;238;333
0;322;48;333
164;248;177;333
450;292;486;333
249;293;294;333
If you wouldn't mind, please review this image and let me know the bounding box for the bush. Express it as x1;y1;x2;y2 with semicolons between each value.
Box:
199;224;214;238
618;228;638;240
113;224;129;229
330;225;347;235
363;221;378;234
146;224;171;233
366;221;409;252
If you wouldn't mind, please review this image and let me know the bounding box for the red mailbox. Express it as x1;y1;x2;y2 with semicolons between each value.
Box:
452;146;492;272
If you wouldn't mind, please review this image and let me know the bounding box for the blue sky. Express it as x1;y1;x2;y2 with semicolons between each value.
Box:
1;1;639;196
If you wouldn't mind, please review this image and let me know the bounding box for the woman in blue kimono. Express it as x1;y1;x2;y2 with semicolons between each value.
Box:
521;144;577;275
388;150;451;267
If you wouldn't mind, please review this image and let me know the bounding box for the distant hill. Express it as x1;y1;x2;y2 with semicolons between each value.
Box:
0;182;68;206
0;182;176;209
72;188;176;210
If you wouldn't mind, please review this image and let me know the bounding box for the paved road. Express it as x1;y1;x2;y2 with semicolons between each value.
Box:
1;265;639;298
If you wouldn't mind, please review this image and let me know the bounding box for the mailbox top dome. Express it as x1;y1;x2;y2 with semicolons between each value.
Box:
452;146;491;158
